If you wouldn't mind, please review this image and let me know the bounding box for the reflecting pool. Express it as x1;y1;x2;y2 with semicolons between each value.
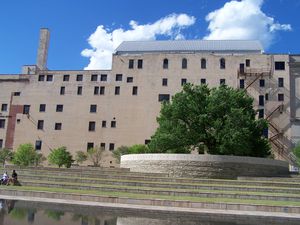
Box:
0;199;299;225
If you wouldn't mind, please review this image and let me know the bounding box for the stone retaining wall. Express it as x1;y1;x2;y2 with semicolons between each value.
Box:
120;154;290;179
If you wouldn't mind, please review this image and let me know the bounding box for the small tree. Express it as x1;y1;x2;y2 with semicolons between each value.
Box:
128;144;149;154
113;146;130;162
293;143;300;167
87;146;104;167
75;151;88;165
12;143;37;166
48;146;73;168
34;153;46;167
0;148;14;167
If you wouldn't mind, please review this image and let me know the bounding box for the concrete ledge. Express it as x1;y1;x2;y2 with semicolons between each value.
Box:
121;154;290;179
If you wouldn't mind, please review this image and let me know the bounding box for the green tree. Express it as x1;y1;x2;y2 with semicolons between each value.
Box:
293;143;300;167
113;145;149;162
113;146;130;162
48;146;73;168
0;148;14;167
12;143;37;166
75;151;88;165
87;146;104;167
149;84;270;157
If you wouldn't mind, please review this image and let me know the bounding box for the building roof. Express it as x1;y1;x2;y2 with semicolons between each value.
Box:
115;40;263;54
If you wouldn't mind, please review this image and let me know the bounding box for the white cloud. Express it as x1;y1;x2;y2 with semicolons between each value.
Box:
82;14;195;70
204;0;292;49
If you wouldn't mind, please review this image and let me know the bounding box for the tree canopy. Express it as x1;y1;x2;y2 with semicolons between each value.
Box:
48;146;73;168
148;84;270;157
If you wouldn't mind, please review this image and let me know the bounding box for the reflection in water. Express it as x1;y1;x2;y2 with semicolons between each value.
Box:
0;199;299;225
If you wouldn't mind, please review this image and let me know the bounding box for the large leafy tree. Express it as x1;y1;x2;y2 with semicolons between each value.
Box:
48;146;73;168
149;84;270;157
12;143;37;166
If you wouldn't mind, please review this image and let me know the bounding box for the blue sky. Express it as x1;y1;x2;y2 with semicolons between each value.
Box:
0;0;299;74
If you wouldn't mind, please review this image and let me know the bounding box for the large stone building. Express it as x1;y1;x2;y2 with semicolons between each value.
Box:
0;28;299;166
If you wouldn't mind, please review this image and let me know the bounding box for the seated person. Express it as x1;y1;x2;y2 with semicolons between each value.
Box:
0;172;9;185
8;170;18;186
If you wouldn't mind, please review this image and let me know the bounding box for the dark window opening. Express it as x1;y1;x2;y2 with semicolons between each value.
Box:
162;78;168;86
88;121;96;131
265;93;269;101
35;140;42;150
100;86;105;95
115;86;120;95
259;95;264;106
259;79;265;87
39;104;46;112
220;79;226;85
137;59;143;69
13;92;21;96
90;104;97;113
56;104;63;112
55;123;62;130
163;58;168;69
201;58;206;69
109;143;115;151
278;93;284;101
127;77;133;83
116;74;123;81
278;77;284;88
38;75;45;81
182;58;187;69
23;105;30;114
275;61;285;70
87;142;94;151
129;59;134;69
220;58;226;69
200;79;206;84
91;74;98;81
158;94;170;102
1;104;8;112
145;139;150;144
94;86;99;95
181;78;187;86
76;74;83;81
240;79;245;89
132;86;138;95
77;86;83;95
63;74;70;81
37;120;44;130
111;121;116;128
60;86;65;95
46;75;53;81
246;59;250;67
258;109;264;118
102;120;106;128
0;139;3;148
100;74;107;81
0;119;5;128
100;143;105;150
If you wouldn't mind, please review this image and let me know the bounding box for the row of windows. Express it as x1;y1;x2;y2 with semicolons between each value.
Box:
128;59;143;69
239;77;284;89
59;86;138;96
88;120;116;131
87;142;115;151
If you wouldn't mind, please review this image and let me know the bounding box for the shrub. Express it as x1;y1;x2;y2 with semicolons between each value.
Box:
113;146;130;162
293;143;300;167
87;146;104;167
75;151;88;165
48;146;73;168
113;145;149;162
12;143;37;166
0;148;14;167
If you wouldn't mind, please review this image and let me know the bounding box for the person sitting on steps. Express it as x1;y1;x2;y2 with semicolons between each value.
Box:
7;170;18;186
0;171;9;185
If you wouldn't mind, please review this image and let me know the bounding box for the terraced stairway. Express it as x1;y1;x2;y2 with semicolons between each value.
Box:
1;167;300;215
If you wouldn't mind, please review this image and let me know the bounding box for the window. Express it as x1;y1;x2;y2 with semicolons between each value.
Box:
0;119;5;128
132;86;138;95
90;104;97;113
91;74;98;81
137;59;143;69
200;79;206;84
37;120;44;130
60;86;65;95
115;86;120;95
258;109;264;118
88;121;96;131
158;94;170;102
109;143;115;151
127;77;133;83
35;140;42;150
77;86;83;95
0;139;3;148
100;143;105;150
39;104;46;112
23;105;30;114
163;58;168;69
201;58;206;69
129;59;134;69
94;86;99;95
275;61;285;70
246;59;250;67
100;74;107;81
56;104;63;112
278;77;284;87
38;75;45;81
182;58;187;69
220;79;226;85
111;121;116;128
144;139;150;144
55;123;62;130
46;75;53;81
259;79;265;87
76;74;83;81
116;74;123;81
162;78;168;86
278;93;284;101
87;142;94;150
259;95;264;106
13;92;21;96
265;93;269;101
63;74;70;81
181;78;187;86
240;79;245;89
100;86;105;95
102;120;106;128
220;58;226;69
1;104;8;112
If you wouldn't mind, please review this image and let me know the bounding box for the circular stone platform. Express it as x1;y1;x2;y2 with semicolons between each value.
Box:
120;154;290;179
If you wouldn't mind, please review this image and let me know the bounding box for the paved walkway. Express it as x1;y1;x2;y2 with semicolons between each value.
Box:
0;194;300;220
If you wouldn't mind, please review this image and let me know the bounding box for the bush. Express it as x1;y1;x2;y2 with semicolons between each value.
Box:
12;143;37;166
113;145;149;162
113;146;130;162
293;143;300;167
87;146;104;167
48;146;73;168
75;151;88;165
0;148;14;167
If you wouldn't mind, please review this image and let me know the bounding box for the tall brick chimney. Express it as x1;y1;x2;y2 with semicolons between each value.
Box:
36;28;50;70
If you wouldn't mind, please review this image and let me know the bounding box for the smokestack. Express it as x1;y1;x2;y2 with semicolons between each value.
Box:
36;28;50;70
